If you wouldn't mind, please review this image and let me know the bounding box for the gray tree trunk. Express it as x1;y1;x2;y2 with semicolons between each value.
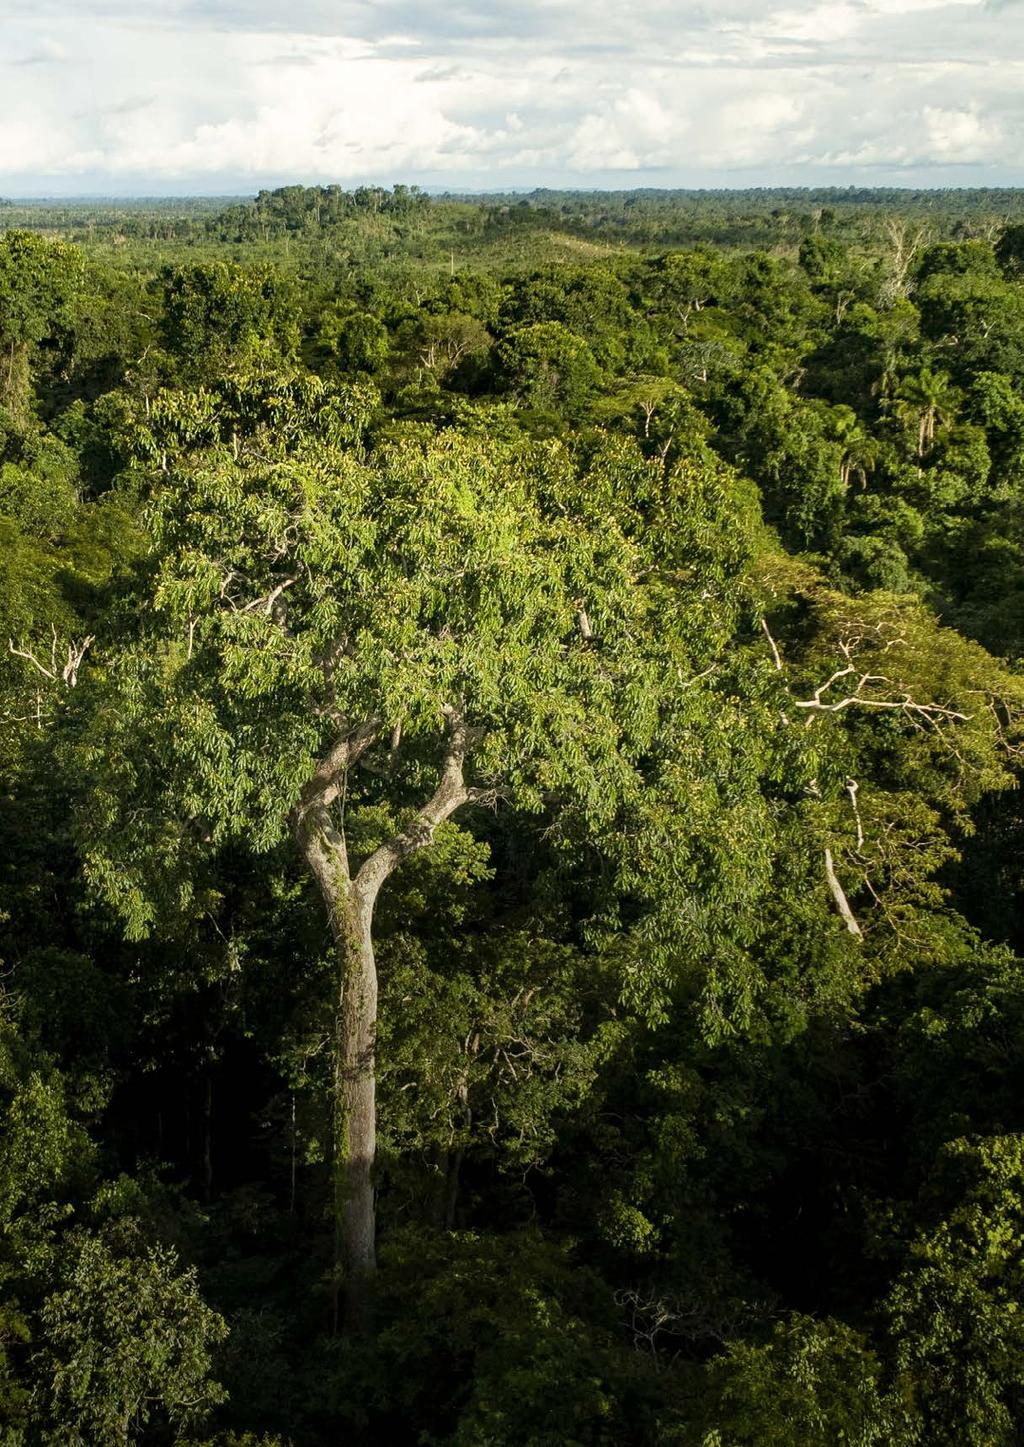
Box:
292;707;478;1333
293;803;378;1331
334;888;377;1332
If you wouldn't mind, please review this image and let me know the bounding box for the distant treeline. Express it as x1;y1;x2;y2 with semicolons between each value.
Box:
6;182;1024;255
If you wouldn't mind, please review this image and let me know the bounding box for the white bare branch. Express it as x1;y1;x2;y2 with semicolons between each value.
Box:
825;847;862;938
9;630;94;689
761;617;783;671
793;637;969;724
9;637;57;682
240;575;299;617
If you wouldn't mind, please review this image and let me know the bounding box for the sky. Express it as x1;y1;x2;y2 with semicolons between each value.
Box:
1;0;1023;195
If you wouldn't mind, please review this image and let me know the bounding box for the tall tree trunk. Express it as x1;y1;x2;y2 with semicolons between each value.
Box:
293;804;373;1332
292;707;477;1332
293;798;385;1331
334;888;378;1333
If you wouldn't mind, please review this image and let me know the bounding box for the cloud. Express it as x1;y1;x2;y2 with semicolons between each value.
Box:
106;95;157;115
0;0;1022;191
13;36;69;65
923;104;1005;160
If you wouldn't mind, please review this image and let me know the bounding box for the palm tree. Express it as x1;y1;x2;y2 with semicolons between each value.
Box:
891;365;957;459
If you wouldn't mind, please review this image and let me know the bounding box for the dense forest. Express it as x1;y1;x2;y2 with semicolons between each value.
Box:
3;183;1024;1444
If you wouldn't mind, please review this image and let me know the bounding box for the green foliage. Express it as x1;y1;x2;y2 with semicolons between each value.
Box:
2;185;1024;1446
495;322;603;421
336;1227;662;1445
159;261;300;380
318;308;391;378
0;230;83;410
0;433;80;539
0;1008;227;1444
378;919;621;1175
75;380;761;953
885;1134;1024;1445
697;1316;918;1446
35;1220;228;1444
0;1008;88;1249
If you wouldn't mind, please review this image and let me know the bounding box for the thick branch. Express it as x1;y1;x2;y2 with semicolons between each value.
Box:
354;706;481;907
294;717;383;820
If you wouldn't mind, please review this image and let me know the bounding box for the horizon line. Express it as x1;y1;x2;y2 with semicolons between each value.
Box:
7;181;1024;203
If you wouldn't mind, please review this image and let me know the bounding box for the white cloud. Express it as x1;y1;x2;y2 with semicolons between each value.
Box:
863;0;984;13
761;5;863;44
0;0;1022;190
14;36;69;65
923;104;1005;159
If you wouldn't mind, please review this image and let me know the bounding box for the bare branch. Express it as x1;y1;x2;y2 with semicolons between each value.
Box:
761;617;783;672
824;847;862;938
795;688;969;724
682;665;718;690
9;638;57;682
62;636;94;687
9;632;94;689
794;638;969;724
240;576;299;617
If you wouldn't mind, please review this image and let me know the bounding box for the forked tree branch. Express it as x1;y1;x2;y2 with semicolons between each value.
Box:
355;705;486;906
9;628;94;688
295;716;383;818
791;639;970;724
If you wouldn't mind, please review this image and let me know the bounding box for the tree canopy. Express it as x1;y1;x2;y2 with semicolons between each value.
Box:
3;187;1024;1443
